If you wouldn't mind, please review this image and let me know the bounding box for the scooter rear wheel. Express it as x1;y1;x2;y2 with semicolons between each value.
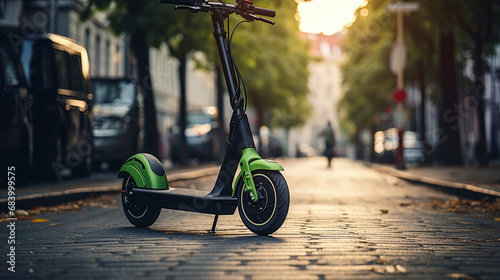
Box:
237;170;289;235
121;175;161;228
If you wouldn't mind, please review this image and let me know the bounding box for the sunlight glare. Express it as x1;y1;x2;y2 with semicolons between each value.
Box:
298;0;367;35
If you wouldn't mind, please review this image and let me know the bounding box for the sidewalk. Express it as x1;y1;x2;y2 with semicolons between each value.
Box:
1;164;220;210
370;162;500;200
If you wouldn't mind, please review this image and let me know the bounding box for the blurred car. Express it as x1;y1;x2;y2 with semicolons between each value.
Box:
170;107;224;163
0;33;32;185
374;128;425;166
17;34;93;181
402;131;425;166
92;78;144;167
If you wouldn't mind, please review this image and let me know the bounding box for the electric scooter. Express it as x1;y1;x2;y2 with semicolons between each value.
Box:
118;0;290;235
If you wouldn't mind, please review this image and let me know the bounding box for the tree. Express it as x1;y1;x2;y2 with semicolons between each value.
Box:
83;0;214;165
339;0;395;141
455;0;500;165
82;0;166;158
231;0;311;131
159;8;214;165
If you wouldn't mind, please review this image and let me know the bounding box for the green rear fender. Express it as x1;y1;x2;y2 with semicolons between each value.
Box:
232;148;284;197
117;153;168;190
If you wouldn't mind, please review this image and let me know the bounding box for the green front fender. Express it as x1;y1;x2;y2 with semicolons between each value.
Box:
117;153;168;190
232;148;284;198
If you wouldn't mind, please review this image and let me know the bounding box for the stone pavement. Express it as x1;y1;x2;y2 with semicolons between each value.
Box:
0;157;499;280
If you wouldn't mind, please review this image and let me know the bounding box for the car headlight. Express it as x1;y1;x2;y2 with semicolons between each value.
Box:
186;124;212;137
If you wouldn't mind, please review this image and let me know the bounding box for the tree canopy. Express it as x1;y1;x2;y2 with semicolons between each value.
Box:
230;0;311;129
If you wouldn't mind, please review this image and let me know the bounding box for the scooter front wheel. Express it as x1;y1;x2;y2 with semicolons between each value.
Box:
237;170;289;235
121;175;161;228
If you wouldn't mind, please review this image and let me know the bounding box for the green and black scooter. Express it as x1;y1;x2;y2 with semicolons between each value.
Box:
118;0;289;235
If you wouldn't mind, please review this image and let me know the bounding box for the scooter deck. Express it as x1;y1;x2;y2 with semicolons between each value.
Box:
132;187;237;215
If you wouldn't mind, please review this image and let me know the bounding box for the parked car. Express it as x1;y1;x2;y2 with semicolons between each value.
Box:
170;107;224;163
18;33;93;180
374;128;425;166
92;78;144;168
402;131;425;166
0;33;32;185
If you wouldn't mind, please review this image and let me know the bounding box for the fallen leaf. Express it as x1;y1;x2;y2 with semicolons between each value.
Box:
494;217;500;222
370;267;385;274
31;219;50;223
385;265;396;273
395;265;407;273
380;209;389;214
15;209;29;216
50;223;62;226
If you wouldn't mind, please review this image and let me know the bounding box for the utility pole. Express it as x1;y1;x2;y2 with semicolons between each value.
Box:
387;0;419;169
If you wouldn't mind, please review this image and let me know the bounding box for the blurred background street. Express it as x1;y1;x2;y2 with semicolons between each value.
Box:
1;0;500;279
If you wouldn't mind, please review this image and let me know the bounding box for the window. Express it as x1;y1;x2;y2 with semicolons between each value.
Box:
95;35;101;76
20;41;54;90
85;29;91;54
105;40;110;75
115;45;120;75
54;49;68;89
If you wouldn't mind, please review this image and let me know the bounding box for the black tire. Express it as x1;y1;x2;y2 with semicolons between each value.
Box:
121;175;161;228
237;170;289;235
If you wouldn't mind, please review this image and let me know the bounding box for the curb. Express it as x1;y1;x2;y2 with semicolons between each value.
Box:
1;166;220;211
370;163;500;200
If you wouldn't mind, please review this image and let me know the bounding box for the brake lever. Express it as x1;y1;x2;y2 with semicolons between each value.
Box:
256;15;275;25
243;13;275;25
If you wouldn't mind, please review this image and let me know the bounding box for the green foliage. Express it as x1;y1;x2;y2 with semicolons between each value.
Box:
230;0;312;129
339;0;500;142
339;0;395;139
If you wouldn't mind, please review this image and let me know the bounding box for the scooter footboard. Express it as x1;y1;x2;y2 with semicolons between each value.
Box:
133;188;237;215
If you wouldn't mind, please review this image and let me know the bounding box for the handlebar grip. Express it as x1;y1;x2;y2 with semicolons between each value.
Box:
254;6;276;18
160;0;196;5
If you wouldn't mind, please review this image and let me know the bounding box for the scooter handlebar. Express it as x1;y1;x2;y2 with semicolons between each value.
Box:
161;0;276;19
253;6;275;18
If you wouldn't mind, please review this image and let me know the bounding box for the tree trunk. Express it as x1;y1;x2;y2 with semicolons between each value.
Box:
128;0;159;158
472;40;489;166
178;56;188;166
417;61;432;164
438;29;462;165
130;30;159;158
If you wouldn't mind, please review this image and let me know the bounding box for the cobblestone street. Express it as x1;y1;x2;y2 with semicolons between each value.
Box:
1;157;499;279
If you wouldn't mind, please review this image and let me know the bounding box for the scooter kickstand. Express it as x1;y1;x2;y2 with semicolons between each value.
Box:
210;214;219;233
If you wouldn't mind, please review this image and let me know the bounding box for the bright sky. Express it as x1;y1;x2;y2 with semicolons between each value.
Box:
298;0;367;35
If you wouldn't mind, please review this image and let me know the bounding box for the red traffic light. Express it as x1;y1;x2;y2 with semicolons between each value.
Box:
393;88;406;103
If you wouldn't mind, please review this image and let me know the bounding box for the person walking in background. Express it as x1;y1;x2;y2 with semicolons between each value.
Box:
320;121;335;168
